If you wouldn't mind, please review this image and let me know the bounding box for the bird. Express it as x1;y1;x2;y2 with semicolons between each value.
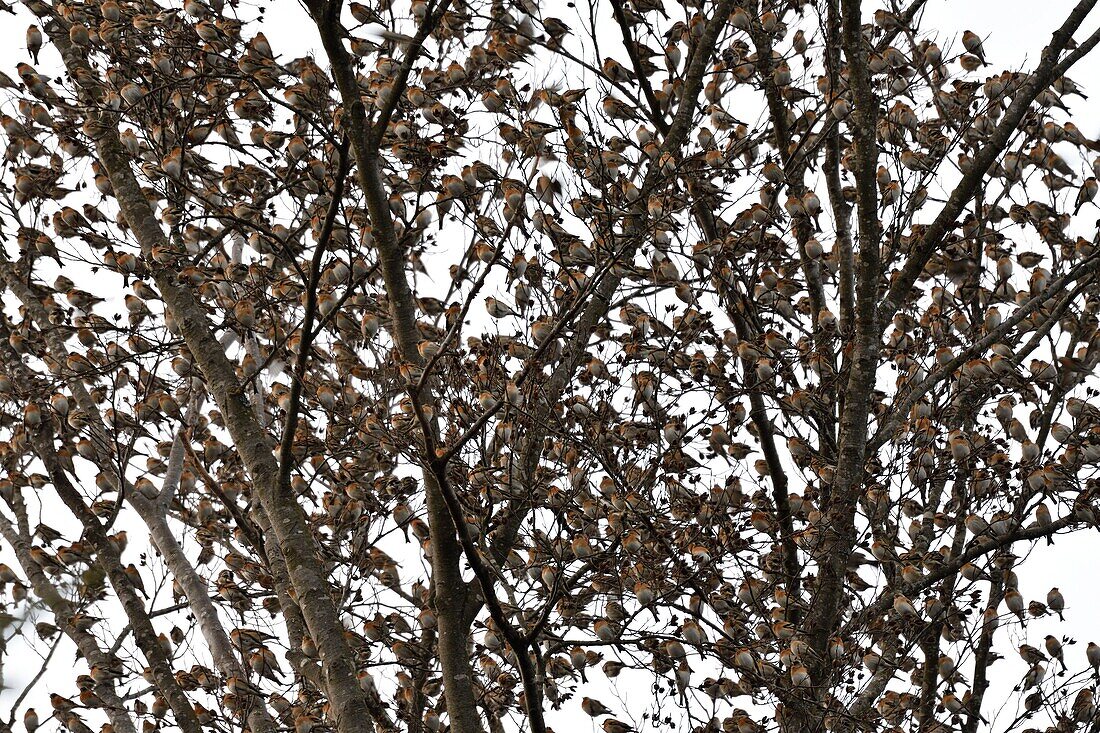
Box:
602;720;635;733
26;25;41;64
348;2;382;24
60;714;91;733
226;675;264;697
1022;663;1046;689
1044;635;1067;670
124;563;147;597
1019;644;1047;665
681;620;707;646
755;160;782;185
294;712;320;733
484;297;520;318
893;593;920;618
1072;689;1095;723
1004;588;1026;621
248;647;284;681
581;697;614;717
68;613;102;632
790;663;811;687
601;57;634;84
1076;177;1099;213
161;147;183;178
1047;588;1065;620
1087;641;1100;675
961;30;987;65
602;95;642;119
900;149;934;172
948;431;971;461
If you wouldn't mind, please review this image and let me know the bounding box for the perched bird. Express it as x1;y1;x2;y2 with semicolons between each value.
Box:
1044;635;1066;670
790;663;811;687
1076;177;1099;213
248;647;284;681
1087;641;1100;675
581;697;614;717
26;25;42;64
124;563;146;597
1018;644;1047;665
893;593;919;618
68;613;102;632
1004;588;1026;621
961;30;987;65
1022;663;1046;689
601;57;634;84
348;2;382;24
484;297;520;318
231;627;278;651
226;675;264;697
1072;689;1095;723
602;720;635;733
1047;587;1065;620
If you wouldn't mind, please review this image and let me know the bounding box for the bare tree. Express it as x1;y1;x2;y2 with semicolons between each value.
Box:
0;1;1099;733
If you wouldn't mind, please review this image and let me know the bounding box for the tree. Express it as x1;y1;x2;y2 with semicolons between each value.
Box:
0;0;1099;732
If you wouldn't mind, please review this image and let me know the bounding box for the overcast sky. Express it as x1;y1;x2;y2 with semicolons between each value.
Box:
1;1;1099;732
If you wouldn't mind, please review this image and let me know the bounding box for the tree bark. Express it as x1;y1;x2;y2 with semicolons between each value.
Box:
30;427;205;733
0;516;138;733
19;10;381;733
305;5;486;731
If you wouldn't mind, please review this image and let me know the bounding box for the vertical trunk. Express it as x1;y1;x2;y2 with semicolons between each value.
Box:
803;0;883;688
311;4;736;730
306;7;485;730
74;63;379;733
961;574;1005;733
423;474;485;733
2;13;373;726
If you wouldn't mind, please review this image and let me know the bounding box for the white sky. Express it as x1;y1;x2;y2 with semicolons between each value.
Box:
1;1;1100;733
